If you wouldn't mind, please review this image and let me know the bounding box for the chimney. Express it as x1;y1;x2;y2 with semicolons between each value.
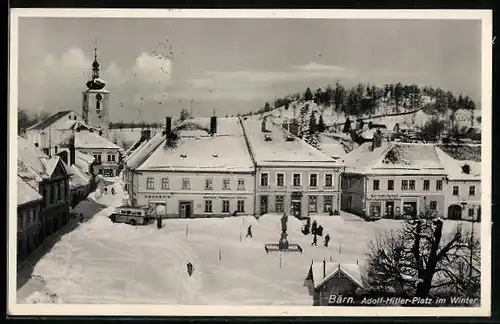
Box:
69;141;76;166
210;116;217;134
323;259;326;278
141;129;151;141
165;117;172;135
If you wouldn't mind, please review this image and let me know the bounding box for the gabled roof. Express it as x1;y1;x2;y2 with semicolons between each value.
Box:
344;142;446;175
309;262;364;290
74;130;122;150
242;119;342;168
437;144;481;162
435;147;481;181
125;131;166;170
137;118;254;172
26;110;73;131
17;175;43;206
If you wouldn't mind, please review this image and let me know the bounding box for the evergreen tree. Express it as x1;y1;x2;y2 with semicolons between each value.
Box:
314;88;322;105
304;87;314;101
317;114;326;132
264;101;272;112
305;110;320;149
343;117;351;133
333;81;346;112
298;104;309;138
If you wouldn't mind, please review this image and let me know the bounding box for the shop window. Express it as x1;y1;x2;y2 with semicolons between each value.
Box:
275;196;284;212
308;196;318;213
370;202;381;218
323;196;333;213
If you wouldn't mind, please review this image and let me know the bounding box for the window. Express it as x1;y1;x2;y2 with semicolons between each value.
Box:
54;146;58;154
409;180;416;191
293;173;301;187
436;180;443;191
161;178;169;190
429;201;437;210
237;200;245;213
275;196;284;212
107;154;116;162
453;186;459;196
401;180;408;190
308;196;318;213
222;178;230;190
204;200;213;213
325;174;333;187
324;195;333;213
222;200;230;213
373;180;380;191
309;174;318;187
93;154;102;163
182;178;190;190
260;173;269;187
469;185;476;196
146;177;154;189
237;179;245;190
468;208;474;218
388;180;394;191
277;173;285;187
423;180;430;191
205;178;213;190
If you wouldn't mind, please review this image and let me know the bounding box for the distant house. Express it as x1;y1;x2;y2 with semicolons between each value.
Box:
24;110;98;157
306;261;364;306
453;108;480;129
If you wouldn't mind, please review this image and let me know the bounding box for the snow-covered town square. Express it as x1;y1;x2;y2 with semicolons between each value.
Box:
11;11;490;312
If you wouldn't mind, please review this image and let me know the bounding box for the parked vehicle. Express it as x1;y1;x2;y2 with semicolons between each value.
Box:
109;205;153;225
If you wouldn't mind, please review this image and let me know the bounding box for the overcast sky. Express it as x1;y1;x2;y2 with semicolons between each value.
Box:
17;17;482;122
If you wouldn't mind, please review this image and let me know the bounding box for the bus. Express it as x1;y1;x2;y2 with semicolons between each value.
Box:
109;205;154;225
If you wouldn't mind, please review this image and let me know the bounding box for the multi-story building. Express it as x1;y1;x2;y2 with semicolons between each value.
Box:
127;117;255;218
341;135;448;219
17;175;43;263
436;145;481;220
241;118;343;218
17;136;71;259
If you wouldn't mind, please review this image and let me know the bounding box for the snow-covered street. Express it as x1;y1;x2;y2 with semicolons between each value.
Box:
17;177;479;305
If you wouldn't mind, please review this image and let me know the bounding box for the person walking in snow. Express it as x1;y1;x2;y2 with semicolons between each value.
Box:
187;262;194;277
311;220;318;235
311;233;318;246
104;187;108;194
324;233;330;247
111;187;115;195
79;213;84;223
246;225;253;238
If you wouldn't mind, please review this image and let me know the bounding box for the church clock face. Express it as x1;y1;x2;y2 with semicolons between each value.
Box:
96;93;103;101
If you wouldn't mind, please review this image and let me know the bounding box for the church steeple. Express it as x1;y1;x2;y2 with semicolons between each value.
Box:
92;47;100;79
86;46;106;90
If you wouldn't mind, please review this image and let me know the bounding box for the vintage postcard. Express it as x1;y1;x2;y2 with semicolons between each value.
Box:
8;9;492;317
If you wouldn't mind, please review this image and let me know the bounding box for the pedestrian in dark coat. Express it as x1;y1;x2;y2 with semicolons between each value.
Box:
187;262;194;276
79;213;84;223
111;187;116;195
245;225;253;238
311;220;318;235
324;233;331;247
311;233;318;246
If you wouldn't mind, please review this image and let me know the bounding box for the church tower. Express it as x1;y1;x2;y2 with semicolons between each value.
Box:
82;48;111;136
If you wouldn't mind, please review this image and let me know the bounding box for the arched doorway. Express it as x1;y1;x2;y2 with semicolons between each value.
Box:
448;205;462;220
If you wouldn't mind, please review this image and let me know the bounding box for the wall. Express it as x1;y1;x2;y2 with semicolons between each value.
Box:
134;170;255;217
83;89;111;131
445;179;481;220
255;167;342;218
340;173;366;215
314;272;359;306
78;147;121;177
17;201;41;263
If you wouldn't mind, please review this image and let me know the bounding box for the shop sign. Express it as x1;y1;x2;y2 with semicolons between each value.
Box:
370;193;399;200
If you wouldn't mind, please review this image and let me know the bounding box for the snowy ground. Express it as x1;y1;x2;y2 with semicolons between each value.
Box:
17;179;479;306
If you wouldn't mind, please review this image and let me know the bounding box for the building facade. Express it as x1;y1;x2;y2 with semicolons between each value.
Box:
341;138;448;219
242;119;343;218
17;176;43;263
129;117;256;218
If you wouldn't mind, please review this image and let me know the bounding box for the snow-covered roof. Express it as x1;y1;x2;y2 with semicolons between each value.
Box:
76;150;95;164
137;118;254;172
309;261;364;289
17;175;42;206
26;110;74;131
435;147;481;181
344;142;446;175
320;143;347;159
242;120;342;168
74;130;122;150
42;156;61;176
125;132;166;170
68;164;91;189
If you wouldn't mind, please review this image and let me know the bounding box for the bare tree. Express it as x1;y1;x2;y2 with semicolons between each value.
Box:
366;208;480;298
